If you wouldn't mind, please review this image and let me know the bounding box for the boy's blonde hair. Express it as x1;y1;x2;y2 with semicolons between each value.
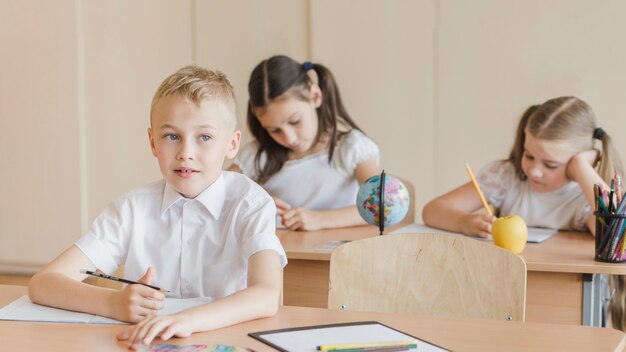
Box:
150;65;236;125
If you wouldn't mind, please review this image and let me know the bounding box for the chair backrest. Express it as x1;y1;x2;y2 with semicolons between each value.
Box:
328;233;527;321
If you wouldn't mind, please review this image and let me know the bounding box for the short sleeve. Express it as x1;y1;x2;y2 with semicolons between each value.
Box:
233;141;263;180
236;189;287;269
476;160;517;209
74;198;130;274
332;130;380;177
573;199;593;231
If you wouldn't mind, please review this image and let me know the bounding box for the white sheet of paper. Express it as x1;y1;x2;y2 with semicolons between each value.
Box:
252;321;448;352
390;223;556;243
0;295;212;324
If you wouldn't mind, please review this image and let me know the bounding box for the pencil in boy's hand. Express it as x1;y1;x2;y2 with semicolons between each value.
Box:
464;162;494;217
80;269;170;293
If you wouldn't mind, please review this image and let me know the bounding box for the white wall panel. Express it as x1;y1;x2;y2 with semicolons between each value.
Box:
195;0;310;144
0;1;81;270
82;1;193;224
436;0;626;194
310;0;435;220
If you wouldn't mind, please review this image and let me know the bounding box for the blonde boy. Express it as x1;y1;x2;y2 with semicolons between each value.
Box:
28;66;286;349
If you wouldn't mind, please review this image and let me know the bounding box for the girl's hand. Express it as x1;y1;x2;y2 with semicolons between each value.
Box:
282;208;322;231
566;149;599;181
112;267;165;323
273;197;291;216
116;313;194;350
459;213;496;238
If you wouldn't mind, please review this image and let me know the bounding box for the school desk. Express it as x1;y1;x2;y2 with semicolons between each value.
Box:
278;227;626;327
0;285;623;351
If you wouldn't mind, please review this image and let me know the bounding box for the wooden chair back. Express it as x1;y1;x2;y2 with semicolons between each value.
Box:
328;233;527;321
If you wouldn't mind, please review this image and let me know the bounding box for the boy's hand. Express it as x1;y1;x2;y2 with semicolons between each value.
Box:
113;267;165;323
282;208;323;231
116;313;194;350
460;213;496;238
273;197;291;216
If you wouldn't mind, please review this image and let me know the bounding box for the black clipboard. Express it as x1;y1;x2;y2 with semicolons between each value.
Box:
248;321;449;352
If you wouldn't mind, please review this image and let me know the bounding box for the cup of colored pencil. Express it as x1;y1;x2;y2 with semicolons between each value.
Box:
594;176;626;263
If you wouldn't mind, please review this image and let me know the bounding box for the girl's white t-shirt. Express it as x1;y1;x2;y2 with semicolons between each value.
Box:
234;129;379;210
477;160;592;231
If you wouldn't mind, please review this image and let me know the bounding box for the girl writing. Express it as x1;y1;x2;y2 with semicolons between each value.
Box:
422;96;626;329
229;55;380;231
423;96;623;237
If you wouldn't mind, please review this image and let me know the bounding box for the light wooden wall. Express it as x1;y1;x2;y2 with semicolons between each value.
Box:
1;0;82;273
435;0;626;192
2;0;626;273
0;0;309;273
311;1;435;225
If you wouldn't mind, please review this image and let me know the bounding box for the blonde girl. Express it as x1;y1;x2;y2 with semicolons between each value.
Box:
229;55;380;231
422;96;625;329
423;96;622;236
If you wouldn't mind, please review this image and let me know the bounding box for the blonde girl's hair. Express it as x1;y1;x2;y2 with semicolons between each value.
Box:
507;96;624;183
150;65;236;124
508;96;626;330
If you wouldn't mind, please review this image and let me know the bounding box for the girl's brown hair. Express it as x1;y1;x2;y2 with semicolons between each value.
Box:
247;55;363;184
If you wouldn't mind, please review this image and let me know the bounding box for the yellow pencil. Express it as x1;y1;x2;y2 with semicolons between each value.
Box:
464;162;494;217
317;340;417;351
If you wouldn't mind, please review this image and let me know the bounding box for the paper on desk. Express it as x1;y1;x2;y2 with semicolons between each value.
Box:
389;223;556;243
251;321;449;352
0;295;212;324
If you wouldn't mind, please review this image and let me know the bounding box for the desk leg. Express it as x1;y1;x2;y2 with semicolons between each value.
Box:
582;273;608;327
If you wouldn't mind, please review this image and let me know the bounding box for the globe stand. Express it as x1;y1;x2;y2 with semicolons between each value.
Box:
378;170;386;236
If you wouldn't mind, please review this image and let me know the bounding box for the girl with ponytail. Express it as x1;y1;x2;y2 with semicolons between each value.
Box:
229;55;380;231
424;96;623;237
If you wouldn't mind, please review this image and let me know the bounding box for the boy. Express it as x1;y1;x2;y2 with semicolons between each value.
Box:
28;66;287;349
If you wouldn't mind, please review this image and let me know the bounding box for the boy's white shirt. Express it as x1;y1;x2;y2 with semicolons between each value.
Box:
75;171;287;299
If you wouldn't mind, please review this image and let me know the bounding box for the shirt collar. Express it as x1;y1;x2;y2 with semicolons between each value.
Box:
160;173;226;219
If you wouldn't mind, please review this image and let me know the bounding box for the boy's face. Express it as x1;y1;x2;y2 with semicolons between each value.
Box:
149;94;240;198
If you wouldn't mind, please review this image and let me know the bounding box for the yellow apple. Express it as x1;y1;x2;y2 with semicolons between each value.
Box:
491;215;528;254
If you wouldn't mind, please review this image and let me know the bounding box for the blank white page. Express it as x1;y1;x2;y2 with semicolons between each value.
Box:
251;321;449;352
0;295;212;324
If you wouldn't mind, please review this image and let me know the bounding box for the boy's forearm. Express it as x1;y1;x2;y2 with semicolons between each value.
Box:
182;283;280;333
29;272;117;318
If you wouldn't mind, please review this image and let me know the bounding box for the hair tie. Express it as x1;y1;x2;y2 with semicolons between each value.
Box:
303;61;314;71
593;127;606;140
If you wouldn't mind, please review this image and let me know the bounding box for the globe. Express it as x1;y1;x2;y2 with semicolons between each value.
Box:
356;172;410;232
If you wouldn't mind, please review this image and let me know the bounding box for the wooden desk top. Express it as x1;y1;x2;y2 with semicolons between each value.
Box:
1;285;624;352
278;226;626;275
